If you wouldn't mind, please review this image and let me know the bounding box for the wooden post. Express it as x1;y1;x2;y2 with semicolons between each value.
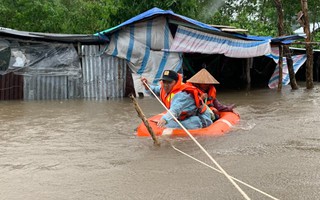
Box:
245;57;252;91
274;0;298;90
129;94;160;146
277;45;283;91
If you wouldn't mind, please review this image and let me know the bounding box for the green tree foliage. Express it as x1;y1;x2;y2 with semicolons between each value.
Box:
0;0;115;34
208;0;287;36
0;0;319;39
0;0;224;34
209;0;319;39
106;0;203;27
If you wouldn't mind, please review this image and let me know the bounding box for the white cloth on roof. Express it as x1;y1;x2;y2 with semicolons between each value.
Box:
170;26;271;58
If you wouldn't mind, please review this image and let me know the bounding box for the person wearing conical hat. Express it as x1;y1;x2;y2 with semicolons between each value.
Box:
187;69;235;118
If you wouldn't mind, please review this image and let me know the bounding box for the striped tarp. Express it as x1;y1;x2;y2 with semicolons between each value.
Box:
105;17;182;95
169;26;271;58
268;52;307;89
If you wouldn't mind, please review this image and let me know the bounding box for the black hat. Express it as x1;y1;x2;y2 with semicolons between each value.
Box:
159;70;178;82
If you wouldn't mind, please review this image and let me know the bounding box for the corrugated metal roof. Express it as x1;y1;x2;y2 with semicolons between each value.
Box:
0;27;107;44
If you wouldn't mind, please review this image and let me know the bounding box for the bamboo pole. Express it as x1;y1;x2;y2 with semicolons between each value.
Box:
129;94;160;146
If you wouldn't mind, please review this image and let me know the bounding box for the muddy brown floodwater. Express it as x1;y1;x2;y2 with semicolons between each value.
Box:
1;83;320;200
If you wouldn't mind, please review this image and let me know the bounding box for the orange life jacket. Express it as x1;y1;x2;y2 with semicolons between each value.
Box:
186;83;219;115
207;85;217;99
205;85;219;115
160;74;207;120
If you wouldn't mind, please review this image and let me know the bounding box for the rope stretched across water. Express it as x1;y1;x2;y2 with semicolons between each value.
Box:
143;81;251;200
170;143;279;200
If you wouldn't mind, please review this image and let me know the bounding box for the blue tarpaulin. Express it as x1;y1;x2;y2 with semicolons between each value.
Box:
96;7;304;44
95;7;306;94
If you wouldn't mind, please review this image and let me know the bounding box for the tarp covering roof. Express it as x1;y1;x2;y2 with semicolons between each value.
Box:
96;7;304;44
96;7;274;42
97;7;220;36
271;34;306;44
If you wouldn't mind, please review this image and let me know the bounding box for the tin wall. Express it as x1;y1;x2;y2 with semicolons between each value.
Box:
82;45;126;99
23;75;83;100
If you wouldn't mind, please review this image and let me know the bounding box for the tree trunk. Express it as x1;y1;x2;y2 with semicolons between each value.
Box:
274;0;283;90
301;0;314;89
284;45;298;89
274;0;298;90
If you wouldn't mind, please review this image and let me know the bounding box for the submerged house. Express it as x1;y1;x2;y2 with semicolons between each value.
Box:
0;7;308;100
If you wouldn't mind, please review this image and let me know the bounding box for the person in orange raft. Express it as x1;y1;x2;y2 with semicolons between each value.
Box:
186;68;235;119
141;70;213;129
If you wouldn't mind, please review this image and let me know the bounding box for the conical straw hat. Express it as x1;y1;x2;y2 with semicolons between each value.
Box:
187;69;220;84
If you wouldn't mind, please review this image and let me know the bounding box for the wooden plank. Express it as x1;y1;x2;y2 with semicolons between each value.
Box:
221;28;248;32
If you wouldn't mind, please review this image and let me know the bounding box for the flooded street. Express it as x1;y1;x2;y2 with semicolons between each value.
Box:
1;83;320;200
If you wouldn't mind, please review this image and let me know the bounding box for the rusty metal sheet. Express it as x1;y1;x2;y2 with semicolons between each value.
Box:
0;72;23;100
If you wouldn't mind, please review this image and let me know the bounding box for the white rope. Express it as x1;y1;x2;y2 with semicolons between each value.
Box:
143;81;251;200
170;143;279;200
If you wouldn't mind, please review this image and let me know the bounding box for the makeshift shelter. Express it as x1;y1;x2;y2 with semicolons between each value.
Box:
0;27;128;100
97;7;305;94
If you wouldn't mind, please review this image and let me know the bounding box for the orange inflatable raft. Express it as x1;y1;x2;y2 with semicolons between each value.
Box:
136;111;240;137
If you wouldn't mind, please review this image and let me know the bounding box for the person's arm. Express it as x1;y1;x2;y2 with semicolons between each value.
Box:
213;98;235;112
200;92;208;103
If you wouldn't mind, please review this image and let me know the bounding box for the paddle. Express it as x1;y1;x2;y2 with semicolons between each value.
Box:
129;93;160;146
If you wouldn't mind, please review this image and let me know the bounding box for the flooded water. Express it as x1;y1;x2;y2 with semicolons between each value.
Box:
1;83;320;200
